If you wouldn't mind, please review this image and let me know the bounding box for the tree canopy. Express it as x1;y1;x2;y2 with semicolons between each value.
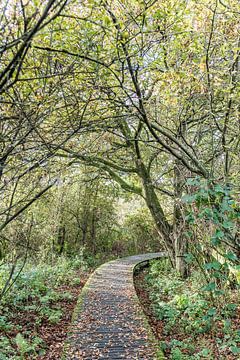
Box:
0;0;239;278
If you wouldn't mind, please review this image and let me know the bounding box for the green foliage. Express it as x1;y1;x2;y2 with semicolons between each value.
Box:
0;336;16;359
15;333;31;357
0;256;87;358
0;316;13;332
39;308;62;324
146;260;240;359
0;256;86;305
183;178;240;301
118;209;160;256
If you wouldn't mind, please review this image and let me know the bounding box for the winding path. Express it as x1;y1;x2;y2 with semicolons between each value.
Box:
64;252;164;360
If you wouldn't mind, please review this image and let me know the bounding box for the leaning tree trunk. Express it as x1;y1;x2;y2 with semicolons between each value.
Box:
137;159;175;266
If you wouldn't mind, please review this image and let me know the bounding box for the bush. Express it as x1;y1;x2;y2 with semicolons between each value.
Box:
145;260;240;359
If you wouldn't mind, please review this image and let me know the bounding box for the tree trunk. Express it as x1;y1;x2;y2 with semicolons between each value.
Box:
174;232;188;277
90;208;97;254
81;214;88;245
57;224;65;255
137;159;175;266
173;161;188;278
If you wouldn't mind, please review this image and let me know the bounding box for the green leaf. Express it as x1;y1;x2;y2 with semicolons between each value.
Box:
202;282;216;292
211;229;225;246
184;230;193;238
182;194;196;203
214;184;225;194
186;177;200;186
154;10;163;20
185;213;195;224
15;333;29;354
230;346;240;354
224;252;238;261
204;261;221;271
222;221;234;229
211;236;221;246
215;229;224;238
214;289;225;296
207;307;217;316
184;253;194;263
201;348;210;357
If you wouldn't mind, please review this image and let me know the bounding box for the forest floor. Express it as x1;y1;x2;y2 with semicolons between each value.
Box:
0;260;92;360
134;266;240;360
25;274;88;359
134;270;164;343
1;256;239;359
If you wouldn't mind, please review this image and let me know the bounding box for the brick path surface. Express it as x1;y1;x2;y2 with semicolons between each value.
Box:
65;253;164;360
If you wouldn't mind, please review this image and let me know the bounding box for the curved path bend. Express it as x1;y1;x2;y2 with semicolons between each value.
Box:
65;252;164;360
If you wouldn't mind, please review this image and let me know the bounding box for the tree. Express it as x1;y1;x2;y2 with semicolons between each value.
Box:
0;0;78;238
0;0;71;275
45;0;239;275
1;0;239;278
0;0;67;94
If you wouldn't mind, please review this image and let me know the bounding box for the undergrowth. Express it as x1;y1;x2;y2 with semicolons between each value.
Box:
146;259;240;360
0;256;90;359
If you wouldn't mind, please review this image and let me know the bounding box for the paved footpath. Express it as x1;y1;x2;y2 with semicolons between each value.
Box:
64;253;164;360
